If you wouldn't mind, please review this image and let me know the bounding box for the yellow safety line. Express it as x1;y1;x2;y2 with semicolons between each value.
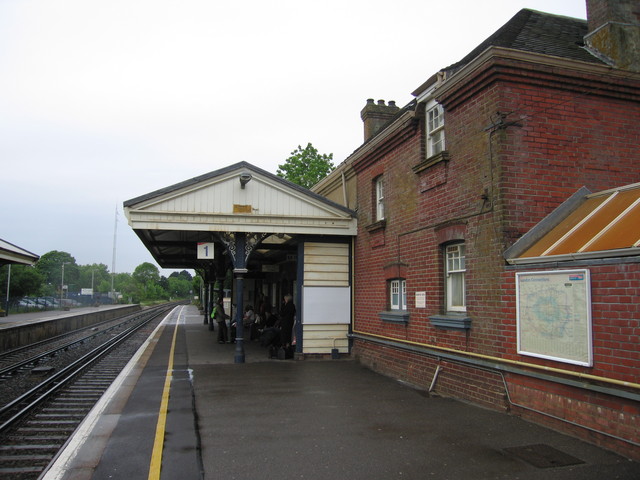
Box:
148;308;182;480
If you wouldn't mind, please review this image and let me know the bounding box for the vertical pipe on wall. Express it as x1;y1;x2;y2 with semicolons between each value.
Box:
294;242;304;356
429;364;442;392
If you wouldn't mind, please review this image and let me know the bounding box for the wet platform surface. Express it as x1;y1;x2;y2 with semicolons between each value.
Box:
39;304;639;479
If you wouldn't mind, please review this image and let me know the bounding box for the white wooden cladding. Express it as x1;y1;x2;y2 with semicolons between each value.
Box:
127;171;356;235
302;244;351;354
302;324;349;354
140;173;339;219
303;242;350;286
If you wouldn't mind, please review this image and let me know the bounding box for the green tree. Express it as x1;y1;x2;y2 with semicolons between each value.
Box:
132;262;160;285
277;142;335;189
113;272;135;302
167;276;192;298
142;282;166;302
35;251;78;295
0;264;44;298
78;263;110;293
170;270;193;282
97;279;112;294
131;263;168;303
159;275;169;292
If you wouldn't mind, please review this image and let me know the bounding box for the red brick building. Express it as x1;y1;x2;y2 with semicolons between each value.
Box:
314;1;640;459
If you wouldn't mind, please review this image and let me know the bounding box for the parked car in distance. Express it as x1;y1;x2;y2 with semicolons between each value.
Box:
18;298;43;309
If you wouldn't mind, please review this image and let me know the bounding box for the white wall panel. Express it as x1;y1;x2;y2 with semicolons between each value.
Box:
302;286;350;325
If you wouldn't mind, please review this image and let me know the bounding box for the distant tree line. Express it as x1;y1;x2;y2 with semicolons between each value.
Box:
1;250;197;310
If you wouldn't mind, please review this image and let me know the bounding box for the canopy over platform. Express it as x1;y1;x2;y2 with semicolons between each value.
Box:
0;238;39;266
124;162;357;362
123;162;357;270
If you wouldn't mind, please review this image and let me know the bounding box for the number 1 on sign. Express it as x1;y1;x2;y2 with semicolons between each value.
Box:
197;242;215;259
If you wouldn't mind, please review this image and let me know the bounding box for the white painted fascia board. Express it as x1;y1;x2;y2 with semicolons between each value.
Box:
507;247;640;265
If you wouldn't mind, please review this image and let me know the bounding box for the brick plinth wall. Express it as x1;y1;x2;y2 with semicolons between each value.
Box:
354;340;640;461
353;341;507;411
507;375;640;461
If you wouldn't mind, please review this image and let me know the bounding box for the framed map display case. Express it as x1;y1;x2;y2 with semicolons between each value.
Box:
515;269;592;366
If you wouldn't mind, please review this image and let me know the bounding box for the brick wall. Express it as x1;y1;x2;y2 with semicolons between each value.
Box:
353;341;507;409
351;54;640;458
507;374;640;460
497;82;640;245
499;263;640;384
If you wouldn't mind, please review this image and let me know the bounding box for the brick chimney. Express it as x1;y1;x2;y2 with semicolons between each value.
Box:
360;99;400;141
584;0;640;72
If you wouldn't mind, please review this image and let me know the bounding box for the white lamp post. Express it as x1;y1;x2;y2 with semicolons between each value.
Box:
4;265;10;316
60;262;70;308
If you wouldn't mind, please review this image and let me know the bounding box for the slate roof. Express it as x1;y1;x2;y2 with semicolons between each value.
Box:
446;9;602;75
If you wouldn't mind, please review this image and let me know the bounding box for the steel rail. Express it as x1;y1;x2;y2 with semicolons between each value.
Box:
0;311;149;377
0;307;168;433
0;310;149;363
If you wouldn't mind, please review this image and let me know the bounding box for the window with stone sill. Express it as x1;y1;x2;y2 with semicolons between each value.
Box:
445;243;466;312
375;175;385;222
379;278;409;324
389;279;407;311
428;241;471;330
427;103;445;158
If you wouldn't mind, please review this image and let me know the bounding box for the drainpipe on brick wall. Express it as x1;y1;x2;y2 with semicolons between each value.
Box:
428;364;442;392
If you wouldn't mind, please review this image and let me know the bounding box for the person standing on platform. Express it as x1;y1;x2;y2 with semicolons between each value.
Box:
279;294;296;349
211;297;229;344
243;304;257;340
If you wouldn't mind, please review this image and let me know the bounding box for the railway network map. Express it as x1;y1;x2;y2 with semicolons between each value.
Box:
516;269;592;366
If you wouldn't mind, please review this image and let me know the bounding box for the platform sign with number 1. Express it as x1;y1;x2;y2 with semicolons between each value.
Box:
197;242;215;259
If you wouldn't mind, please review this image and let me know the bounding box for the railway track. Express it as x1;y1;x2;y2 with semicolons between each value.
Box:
0;303;182;479
0;308;158;374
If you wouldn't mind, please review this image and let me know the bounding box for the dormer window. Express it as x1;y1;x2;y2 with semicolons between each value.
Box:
427;104;445;158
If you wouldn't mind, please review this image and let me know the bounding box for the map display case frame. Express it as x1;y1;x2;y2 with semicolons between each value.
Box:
515;269;592;366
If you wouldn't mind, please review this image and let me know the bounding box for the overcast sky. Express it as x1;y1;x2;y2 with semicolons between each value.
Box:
1;0;587;276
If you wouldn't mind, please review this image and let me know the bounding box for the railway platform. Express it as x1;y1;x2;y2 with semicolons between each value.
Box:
0;304;134;330
38;304;639;480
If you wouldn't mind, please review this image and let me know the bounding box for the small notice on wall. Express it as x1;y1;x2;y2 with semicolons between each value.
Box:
516;269;592;366
415;291;426;308
233;204;252;213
